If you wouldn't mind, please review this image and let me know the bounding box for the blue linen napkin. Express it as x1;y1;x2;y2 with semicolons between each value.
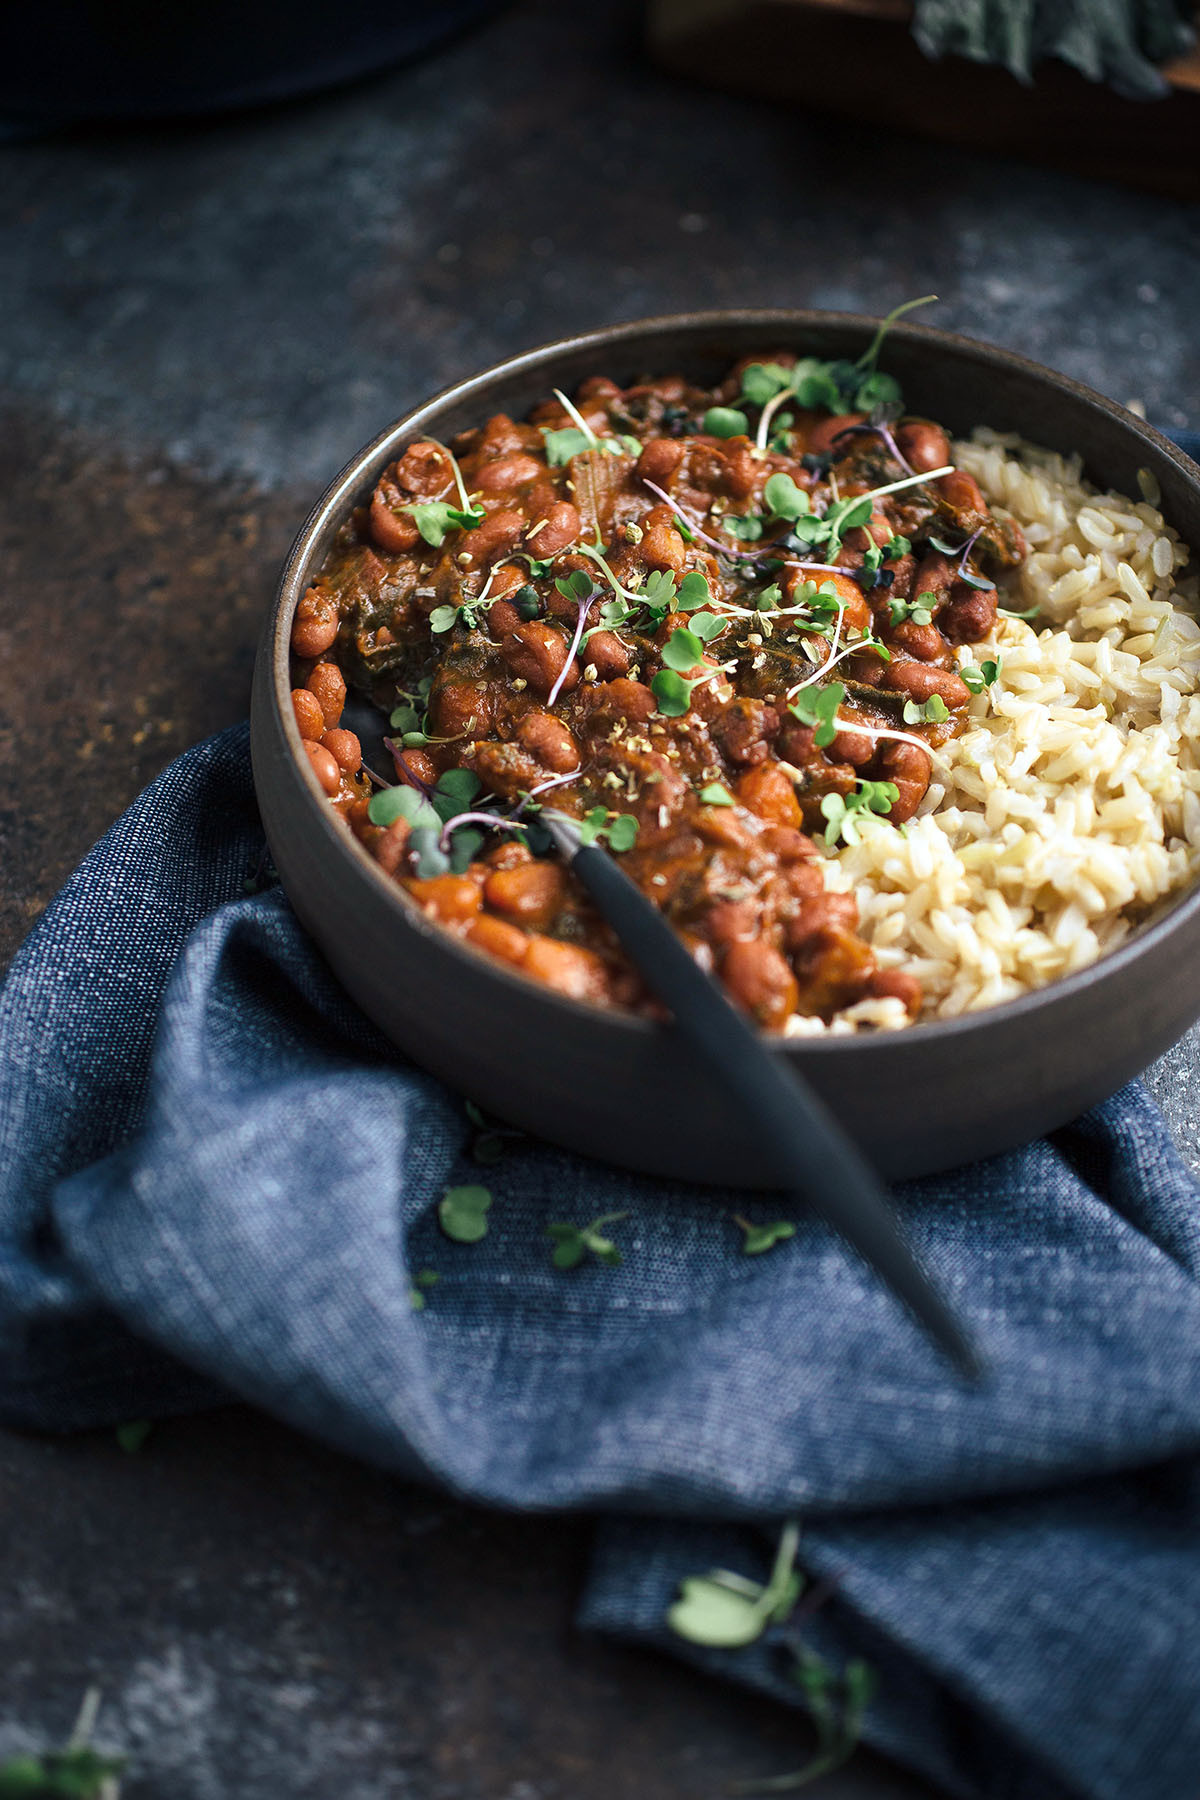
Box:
3;434;1200;1800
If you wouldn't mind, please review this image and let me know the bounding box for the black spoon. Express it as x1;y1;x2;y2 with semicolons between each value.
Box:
541;810;982;1381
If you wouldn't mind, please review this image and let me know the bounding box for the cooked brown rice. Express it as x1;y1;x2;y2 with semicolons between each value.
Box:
787;433;1200;1036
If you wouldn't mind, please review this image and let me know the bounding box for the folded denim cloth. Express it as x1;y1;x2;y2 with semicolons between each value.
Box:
4;432;1200;1800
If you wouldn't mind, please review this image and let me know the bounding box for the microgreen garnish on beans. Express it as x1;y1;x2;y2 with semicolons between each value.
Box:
886;592;935;628
542;426;595;466
438;1184;493;1244
820;780;900;848
903;694;950;726
704;405;749;438
578;808;639;852
734;1216;796;1255
368;784;441;831
545;1210;629;1270
404;498;485;547
1000;603;1040;621
763;472;810;522
699;782;735;807
788;682;845;748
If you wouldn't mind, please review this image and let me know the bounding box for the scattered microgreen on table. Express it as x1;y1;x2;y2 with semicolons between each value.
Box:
733;1216;797;1255
0;1692;123;1800
668;1520;803;1649
114;1420;153;1455
545;1211;629;1270
438;1184;493;1244
408;1269;439;1311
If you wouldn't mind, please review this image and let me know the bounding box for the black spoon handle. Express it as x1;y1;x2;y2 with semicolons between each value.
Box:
543;816;980;1380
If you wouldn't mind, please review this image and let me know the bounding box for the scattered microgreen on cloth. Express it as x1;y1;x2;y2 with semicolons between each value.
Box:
5;663;1200;1800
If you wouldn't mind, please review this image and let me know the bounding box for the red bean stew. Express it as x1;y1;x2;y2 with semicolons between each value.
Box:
290;347;1026;1029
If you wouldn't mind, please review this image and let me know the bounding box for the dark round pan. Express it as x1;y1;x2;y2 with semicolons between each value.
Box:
251;311;1200;1184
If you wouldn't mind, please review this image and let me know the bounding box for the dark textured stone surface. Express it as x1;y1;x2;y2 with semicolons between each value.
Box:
2;0;1199;1792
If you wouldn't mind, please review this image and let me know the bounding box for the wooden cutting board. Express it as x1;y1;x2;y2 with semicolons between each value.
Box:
648;0;1200;197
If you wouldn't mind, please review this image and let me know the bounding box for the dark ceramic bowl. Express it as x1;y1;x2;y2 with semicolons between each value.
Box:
251;311;1200;1184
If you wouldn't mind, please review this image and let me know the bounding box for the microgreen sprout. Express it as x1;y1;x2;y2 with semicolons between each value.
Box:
855;294;938;377
115;1421;153;1455
820;780;900;847
438;1184;493;1244
547;571;600;708
698;781;736;807
545;1210;629;1269
652;621;732;717
960;658;1002;694
731;1653;877;1795
0;1690;124;1800
999;603;1040;621
400;439;484;544
788;681;844;748
408;1269;439;1310
902;694;950;726
885;591;935;628
733;1216;797;1255
667;1519;802;1649
640;480;766;561
578;808;639;852
705;405;749;438
763;472;810;522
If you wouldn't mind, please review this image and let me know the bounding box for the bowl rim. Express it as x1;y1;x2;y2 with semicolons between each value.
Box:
264;305;1200;1055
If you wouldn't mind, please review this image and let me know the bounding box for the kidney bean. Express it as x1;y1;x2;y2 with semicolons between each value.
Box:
786;892;859;949
373;818;412;876
306;660;346;729
526;499;580;557
703;898;758;945
712;697;779;767
808;411;866;456
483;860;567;928
291;591;339;659
829;727;875;766
585;678;657;723
392;745;438;787
321;728;362;775
488;598;522;637
912;551;956;605
791;927;874;1017
777;720;817;765
516;711;579;772
896;419;951;473
475;452;543;492
466;913;531;966
867;968;923;1017
937;467;987;521
576;375;623;407
636;437;684;487
719;439;760;501
887;619;944;661
459;508;525;567
584;631;631;680
392;441;451;497
501;622;580;700
291;688;325;741
737;762;804;828
783;858;825;899
874;740;930;823
522;934;611;1003
303;739;341;795
476;414;526;457
429;680;494;738
407;875;484;924
721;938;798;1030
887;660;970;709
640;518;687;573
369;488;422;554
940;587;998;644
761;824;817;865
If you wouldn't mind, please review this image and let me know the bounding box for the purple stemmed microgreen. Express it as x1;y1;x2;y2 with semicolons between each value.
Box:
829;416;916;478
547;570;599;707
642;479;770;560
436;813;528;855
927;526;995;592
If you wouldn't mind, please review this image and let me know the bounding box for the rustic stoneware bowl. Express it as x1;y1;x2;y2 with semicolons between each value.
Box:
251;311;1200;1183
